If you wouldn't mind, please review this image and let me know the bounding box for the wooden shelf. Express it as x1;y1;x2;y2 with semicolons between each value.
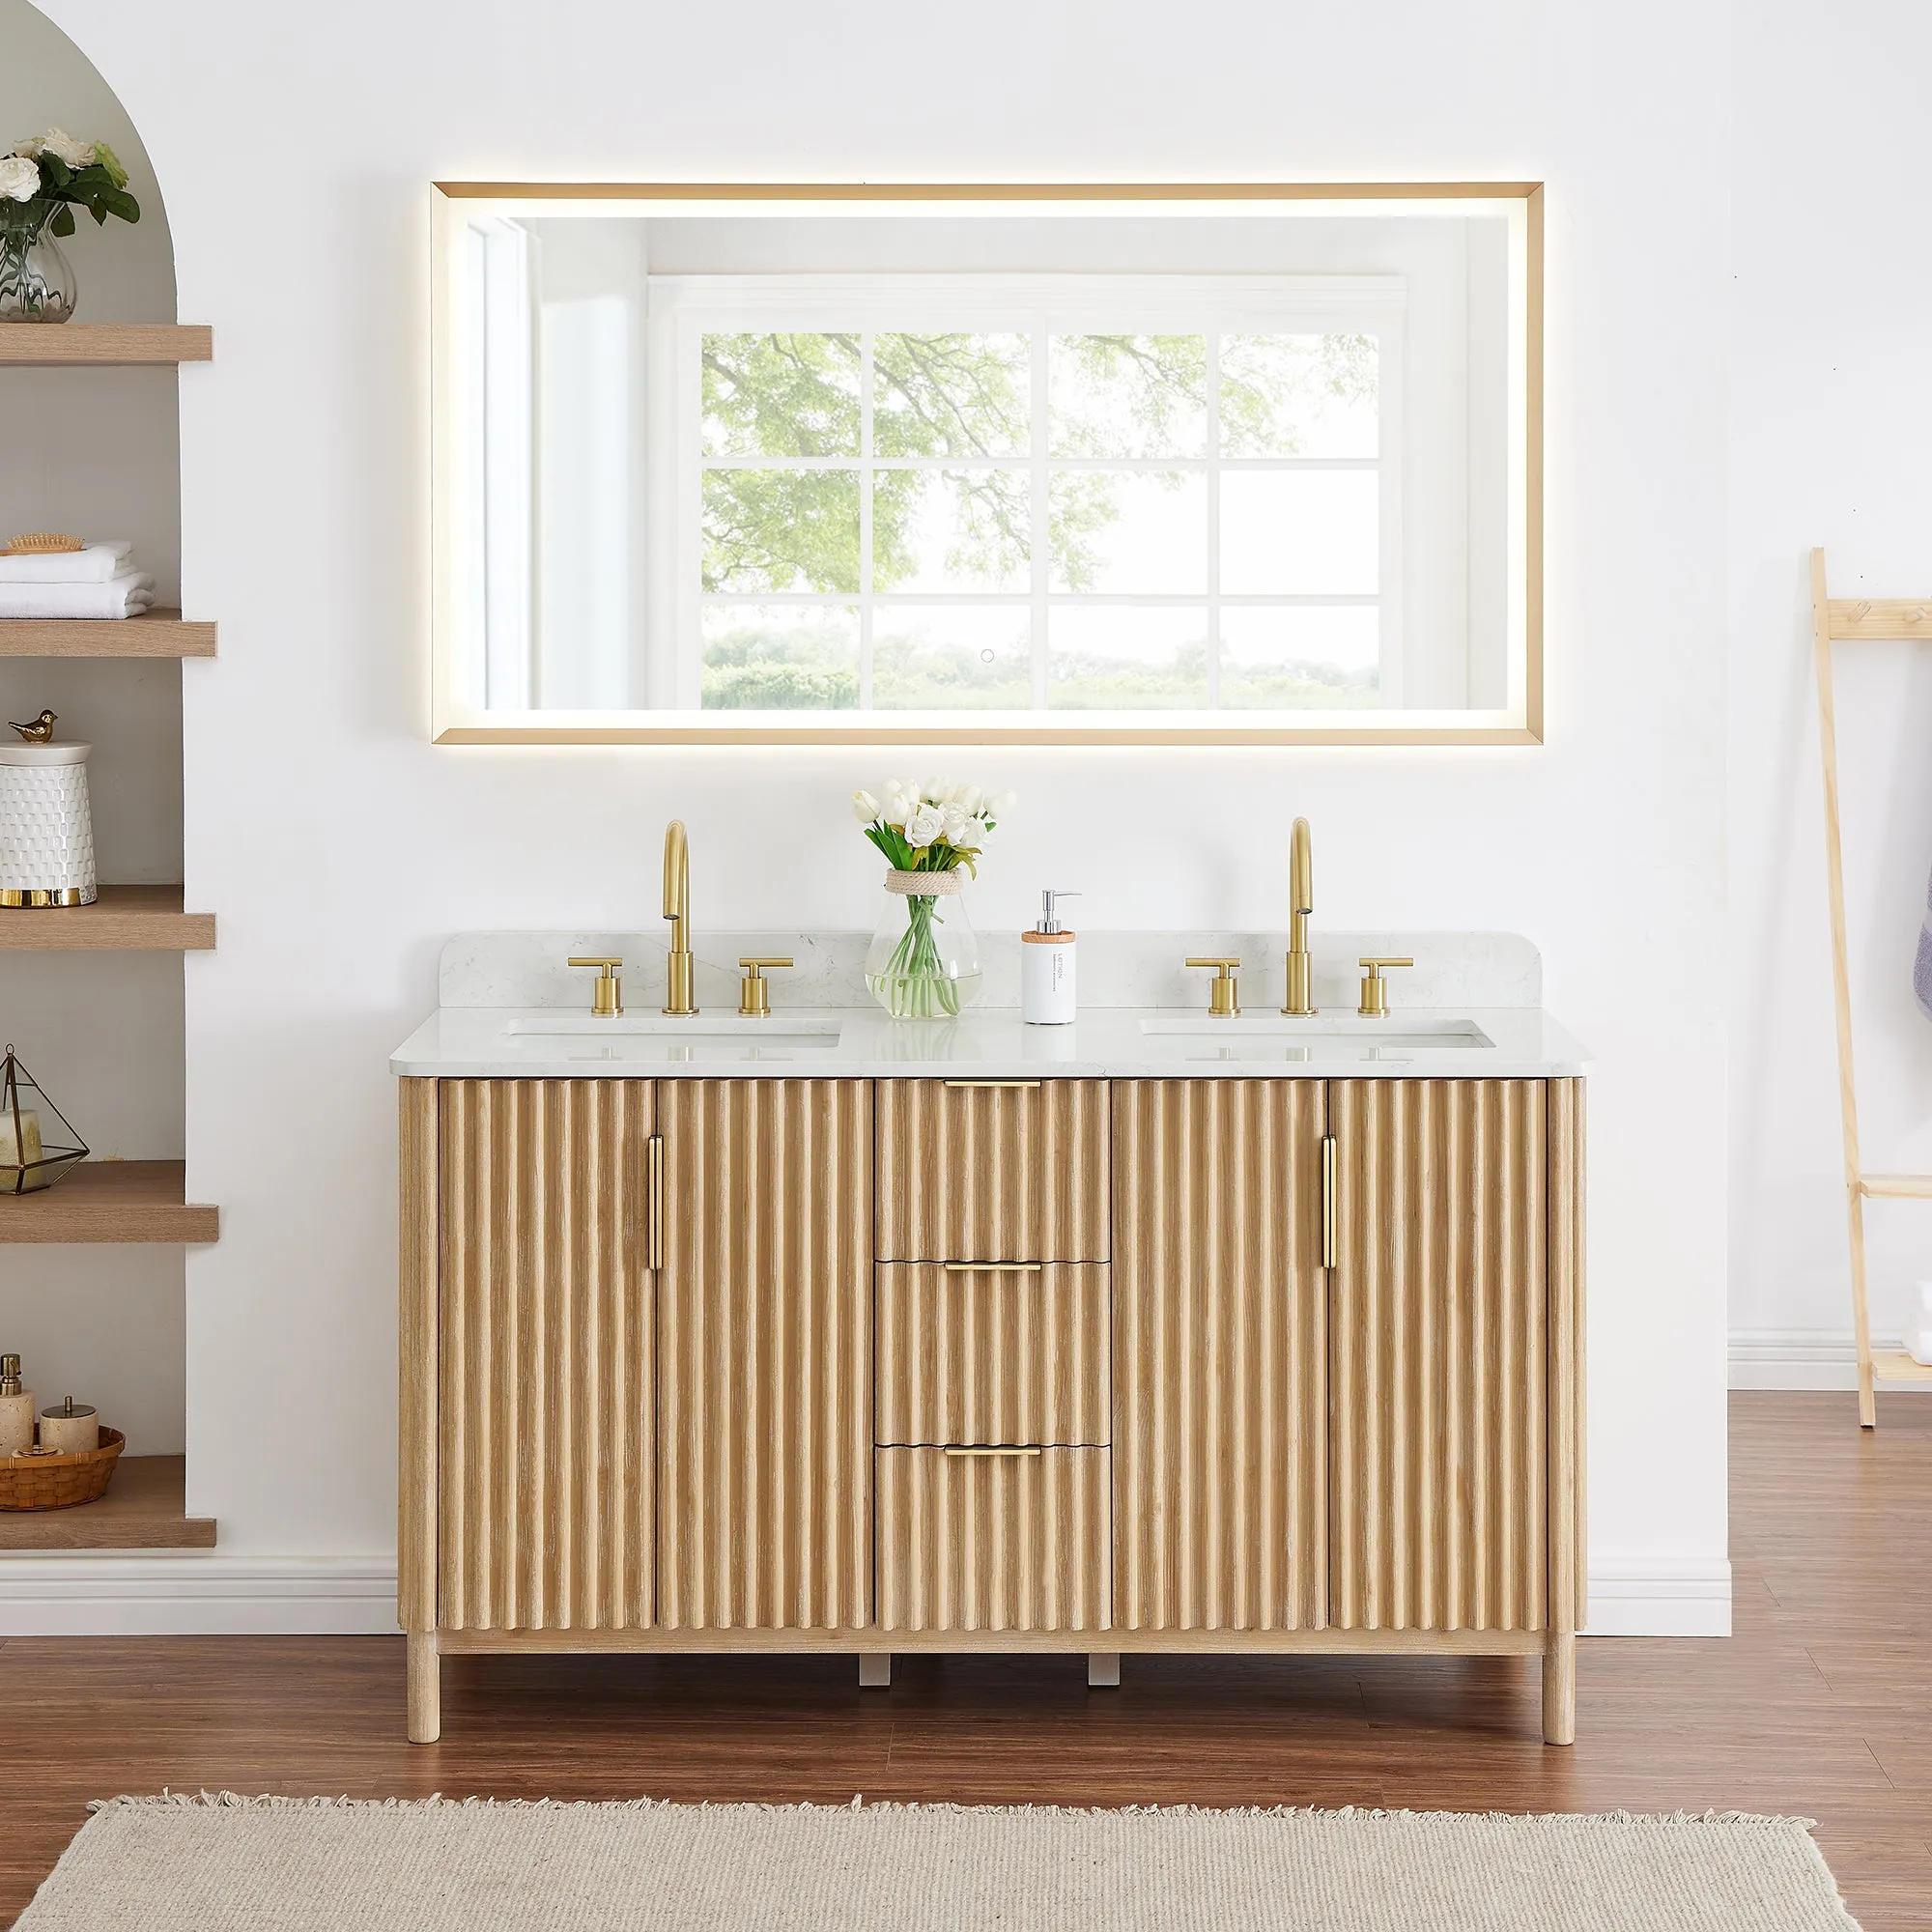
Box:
0;1456;213;1550
0;884;213;952
0;609;215;659
0;324;212;366
0;1161;217;1245
1872;1349;1932;1384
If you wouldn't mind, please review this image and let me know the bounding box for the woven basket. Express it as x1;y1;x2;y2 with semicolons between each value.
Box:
0;1426;123;1510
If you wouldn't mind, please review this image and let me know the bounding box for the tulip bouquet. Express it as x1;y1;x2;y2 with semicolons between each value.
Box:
854;779;1014;1018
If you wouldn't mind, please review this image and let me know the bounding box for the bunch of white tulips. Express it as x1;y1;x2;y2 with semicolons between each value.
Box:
853;779;1015;875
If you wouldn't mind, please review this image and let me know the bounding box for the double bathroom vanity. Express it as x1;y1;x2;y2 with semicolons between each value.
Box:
392;906;1588;1748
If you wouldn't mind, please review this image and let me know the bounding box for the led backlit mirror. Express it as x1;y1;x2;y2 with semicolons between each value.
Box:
431;185;1542;745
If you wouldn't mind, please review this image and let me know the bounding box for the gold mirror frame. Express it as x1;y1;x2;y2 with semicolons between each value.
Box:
429;181;1543;747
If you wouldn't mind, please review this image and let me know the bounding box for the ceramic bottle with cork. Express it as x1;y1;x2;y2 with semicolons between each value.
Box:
1021;890;1079;1025
0;1353;33;1456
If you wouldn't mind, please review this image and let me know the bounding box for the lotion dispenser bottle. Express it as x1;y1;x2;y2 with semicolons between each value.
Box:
0;1354;34;1457
1021;890;1079;1026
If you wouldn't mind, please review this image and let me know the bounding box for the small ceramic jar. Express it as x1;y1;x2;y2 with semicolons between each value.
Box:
0;739;98;908
38;1398;98;1454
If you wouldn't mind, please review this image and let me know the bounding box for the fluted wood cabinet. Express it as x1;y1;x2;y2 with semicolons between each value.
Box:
656;1078;873;1631
400;1069;1584;1749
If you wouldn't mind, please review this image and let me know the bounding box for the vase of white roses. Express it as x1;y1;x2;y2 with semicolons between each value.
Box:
0;130;140;324
855;779;1013;1019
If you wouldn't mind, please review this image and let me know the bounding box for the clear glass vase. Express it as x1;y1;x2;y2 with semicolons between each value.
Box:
865;868;983;1019
0;204;76;324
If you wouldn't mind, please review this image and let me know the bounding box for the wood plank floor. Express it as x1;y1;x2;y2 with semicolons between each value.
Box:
4;1392;1929;1929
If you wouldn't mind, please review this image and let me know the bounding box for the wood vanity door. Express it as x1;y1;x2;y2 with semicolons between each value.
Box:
1111;1079;1329;1632
656;1078;873;1630
438;1079;655;1631
1328;1078;1548;1633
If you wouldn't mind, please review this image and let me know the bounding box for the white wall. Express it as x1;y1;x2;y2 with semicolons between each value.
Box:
21;0;1733;1634
1728;0;1932;1387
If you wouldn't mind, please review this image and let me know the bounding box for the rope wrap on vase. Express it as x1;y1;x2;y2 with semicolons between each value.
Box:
884;867;965;897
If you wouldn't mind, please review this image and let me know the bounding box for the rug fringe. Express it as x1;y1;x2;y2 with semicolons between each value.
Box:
84;1792;1819;1834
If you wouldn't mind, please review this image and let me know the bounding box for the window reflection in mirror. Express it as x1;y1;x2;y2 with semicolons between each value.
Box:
433;189;1539;744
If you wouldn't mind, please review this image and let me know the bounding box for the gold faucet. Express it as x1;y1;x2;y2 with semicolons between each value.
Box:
1282;816;1317;1014
662;820;697;1015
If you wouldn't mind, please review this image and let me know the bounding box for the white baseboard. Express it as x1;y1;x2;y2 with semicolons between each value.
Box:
1728;1325;1928;1390
0;1556;398;1635
0;1554;1730;1640
1584;1557;1732;1637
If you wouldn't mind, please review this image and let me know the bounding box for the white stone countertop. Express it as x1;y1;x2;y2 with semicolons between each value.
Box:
390;1004;1591;1081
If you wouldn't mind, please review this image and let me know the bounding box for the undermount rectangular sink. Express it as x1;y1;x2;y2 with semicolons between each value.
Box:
1139;1015;1494;1050
508;1014;842;1043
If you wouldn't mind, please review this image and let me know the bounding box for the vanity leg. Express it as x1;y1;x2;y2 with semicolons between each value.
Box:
1542;1630;1576;1747
1087;1651;1121;1689
858;1653;892;1690
407;1631;441;1744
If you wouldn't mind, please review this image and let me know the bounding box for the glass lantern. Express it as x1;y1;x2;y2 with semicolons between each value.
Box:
0;1044;87;1194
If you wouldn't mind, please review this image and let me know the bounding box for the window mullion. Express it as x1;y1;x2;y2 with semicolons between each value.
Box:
1206;332;1221;710
860;330;874;709
1031;322;1049;711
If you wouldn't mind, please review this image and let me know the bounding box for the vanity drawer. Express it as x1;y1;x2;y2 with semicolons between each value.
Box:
874;1078;1110;1263
876;1445;1111;1632
875;1263;1110;1447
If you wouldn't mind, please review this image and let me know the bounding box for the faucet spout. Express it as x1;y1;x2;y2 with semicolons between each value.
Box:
662;819;697;1015
1282;817;1316;1015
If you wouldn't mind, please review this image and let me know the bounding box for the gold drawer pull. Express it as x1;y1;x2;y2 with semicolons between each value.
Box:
942;1262;1042;1273
942;1445;1043;1458
943;1079;1042;1089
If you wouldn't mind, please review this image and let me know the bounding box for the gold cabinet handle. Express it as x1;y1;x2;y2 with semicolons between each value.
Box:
942;1262;1042;1273
943;1079;1042;1089
942;1445;1043;1458
646;1133;665;1270
1321;1133;1337;1269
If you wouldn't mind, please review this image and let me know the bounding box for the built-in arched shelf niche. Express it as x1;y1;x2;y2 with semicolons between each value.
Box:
0;0;217;1551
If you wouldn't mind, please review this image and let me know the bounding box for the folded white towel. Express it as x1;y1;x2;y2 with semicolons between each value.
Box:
0;541;134;584
0;572;155;619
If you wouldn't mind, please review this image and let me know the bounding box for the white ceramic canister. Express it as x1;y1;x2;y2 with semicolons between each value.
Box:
0;739;97;907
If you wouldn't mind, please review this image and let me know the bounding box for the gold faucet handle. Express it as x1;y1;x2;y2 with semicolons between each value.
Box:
737;956;793;1017
567;955;624;1018
1356;956;1413;1018
1184;956;1241;1018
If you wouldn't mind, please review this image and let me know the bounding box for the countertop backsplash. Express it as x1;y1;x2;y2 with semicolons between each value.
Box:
439;930;1543;1015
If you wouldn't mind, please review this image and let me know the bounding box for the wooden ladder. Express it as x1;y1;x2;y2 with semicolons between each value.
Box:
1810;547;1932;1423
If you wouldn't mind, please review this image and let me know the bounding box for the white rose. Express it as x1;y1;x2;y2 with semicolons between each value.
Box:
31;129;95;169
985;790;1016;822
851;788;880;824
904;803;945;849
0;155;40;202
939;804;980;849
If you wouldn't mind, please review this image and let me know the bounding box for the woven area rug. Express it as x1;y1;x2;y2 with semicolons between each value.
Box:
15;1794;1860;1932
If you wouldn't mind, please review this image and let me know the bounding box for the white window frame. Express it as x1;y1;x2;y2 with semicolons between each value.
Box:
651;274;1406;718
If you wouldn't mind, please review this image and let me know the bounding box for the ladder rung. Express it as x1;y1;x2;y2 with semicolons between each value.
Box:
1871;1349;1932;1383
1859;1174;1932;1199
